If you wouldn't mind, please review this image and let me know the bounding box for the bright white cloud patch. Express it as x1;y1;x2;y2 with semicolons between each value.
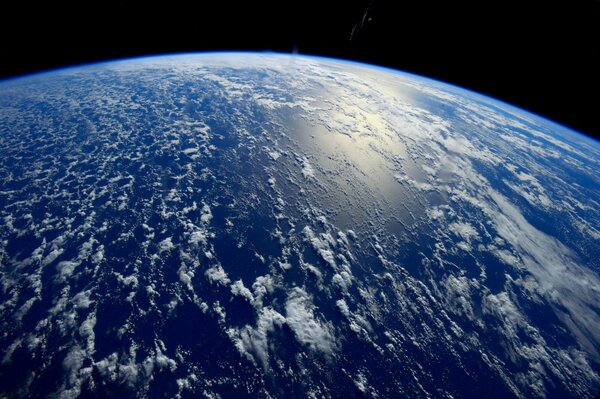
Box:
229;307;286;369
205;265;231;286
284;288;336;355
158;237;175;253
230;280;254;302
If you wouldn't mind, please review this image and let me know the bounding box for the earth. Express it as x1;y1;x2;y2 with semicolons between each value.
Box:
0;53;599;399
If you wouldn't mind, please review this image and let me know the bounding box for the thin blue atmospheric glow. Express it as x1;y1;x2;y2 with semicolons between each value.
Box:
0;50;596;144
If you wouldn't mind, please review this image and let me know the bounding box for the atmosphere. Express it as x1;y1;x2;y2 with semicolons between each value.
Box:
1;1;599;138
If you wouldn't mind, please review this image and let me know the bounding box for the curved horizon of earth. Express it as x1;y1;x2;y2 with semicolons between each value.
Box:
0;53;599;398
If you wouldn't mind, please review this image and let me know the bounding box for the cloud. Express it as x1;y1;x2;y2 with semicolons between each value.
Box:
486;188;600;358
200;203;213;224
301;157;315;178
229;307;286;369
303;226;337;269
158;237;175;253
230;280;254;302
285;287;336;355
205;265;231;286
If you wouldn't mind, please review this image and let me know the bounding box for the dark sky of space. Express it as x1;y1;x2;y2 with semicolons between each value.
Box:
1;0;599;138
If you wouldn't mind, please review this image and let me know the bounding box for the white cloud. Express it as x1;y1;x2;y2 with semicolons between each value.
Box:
200;203;213;224
142;345;177;377
336;299;350;317
79;311;96;355
448;221;479;242
188;229;208;246
231;280;254;302
229;307;286;369
332;271;352;291
251;274;275;308
178;265;194;289
301;157;315;178
486;189;600;357
158;237;175;253
41;248;64;267
56;260;80;279
303;226;336;269
285;287;336;355
205;265;230;286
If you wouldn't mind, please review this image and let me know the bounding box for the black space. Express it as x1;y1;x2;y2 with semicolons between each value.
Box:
1;1;599;138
